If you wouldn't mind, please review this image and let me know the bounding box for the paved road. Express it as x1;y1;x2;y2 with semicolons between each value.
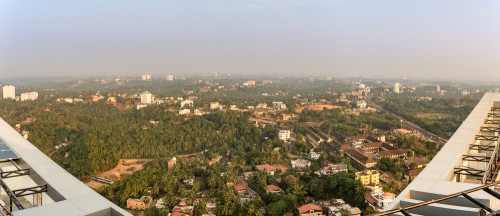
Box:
365;94;448;146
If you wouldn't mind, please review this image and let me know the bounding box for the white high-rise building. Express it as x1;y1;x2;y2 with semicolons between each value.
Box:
141;74;151;81
21;92;38;101
166;75;174;81
393;83;400;94
2;85;15;99
140;91;152;104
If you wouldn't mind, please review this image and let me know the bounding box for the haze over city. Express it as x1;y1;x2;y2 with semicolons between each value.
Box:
4;1;500;215
1;0;499;81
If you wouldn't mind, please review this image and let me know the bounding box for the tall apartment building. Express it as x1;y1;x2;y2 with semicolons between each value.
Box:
141;74;151;81
393;83;400;94
166;75;174;81
140;91;152;104
2;85;15;99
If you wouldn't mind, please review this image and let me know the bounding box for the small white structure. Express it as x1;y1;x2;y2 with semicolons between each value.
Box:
243;80;256;86
136;104;148;110
210;102;220;109
366;192;395;211
55;143;68;150
179;109;190;115
155;198;166;208
278;130;291;141
310;151;321;160
166;74;174;81
194;109;207;116
357;100;367;109
291;159;311;169
272;101;287;110
181;99;194;108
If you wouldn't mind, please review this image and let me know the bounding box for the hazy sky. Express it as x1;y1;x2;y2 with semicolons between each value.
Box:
1;0;499;80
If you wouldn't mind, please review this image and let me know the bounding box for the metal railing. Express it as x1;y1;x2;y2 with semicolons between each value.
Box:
0;202;11;216
372;181;500;216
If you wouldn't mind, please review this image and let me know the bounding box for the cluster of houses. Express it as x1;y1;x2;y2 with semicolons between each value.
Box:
233;184;260;205
297;199;362;216
339;135;413;169
155;197;217;216
126;156;227;215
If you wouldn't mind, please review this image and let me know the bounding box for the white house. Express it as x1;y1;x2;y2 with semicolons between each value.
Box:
210;102;221;109
179;109;190;115
357;100;367;109
310;151;321;160
181;99;194;108
291;159;311;169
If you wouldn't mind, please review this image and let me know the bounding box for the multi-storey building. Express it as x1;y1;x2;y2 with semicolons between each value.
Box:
140;91;152;104
278;130;291;141
355;170;380;185
20;92;38;101
141;74;151;81
2;85;15;99
394;82;400;93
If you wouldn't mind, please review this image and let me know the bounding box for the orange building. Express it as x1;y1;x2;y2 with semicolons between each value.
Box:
126;196;152;210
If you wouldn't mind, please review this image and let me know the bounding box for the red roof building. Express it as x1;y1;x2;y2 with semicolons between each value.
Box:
168;157;177;170
266;185;282;195
365;196;382;210
256;164;276;175
339;145;354;154
234;185;247;191
376;149;412;160
344;148;377;168
404;168;424;181
233;185;247;196
170;212;186;216
298;204;324;216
